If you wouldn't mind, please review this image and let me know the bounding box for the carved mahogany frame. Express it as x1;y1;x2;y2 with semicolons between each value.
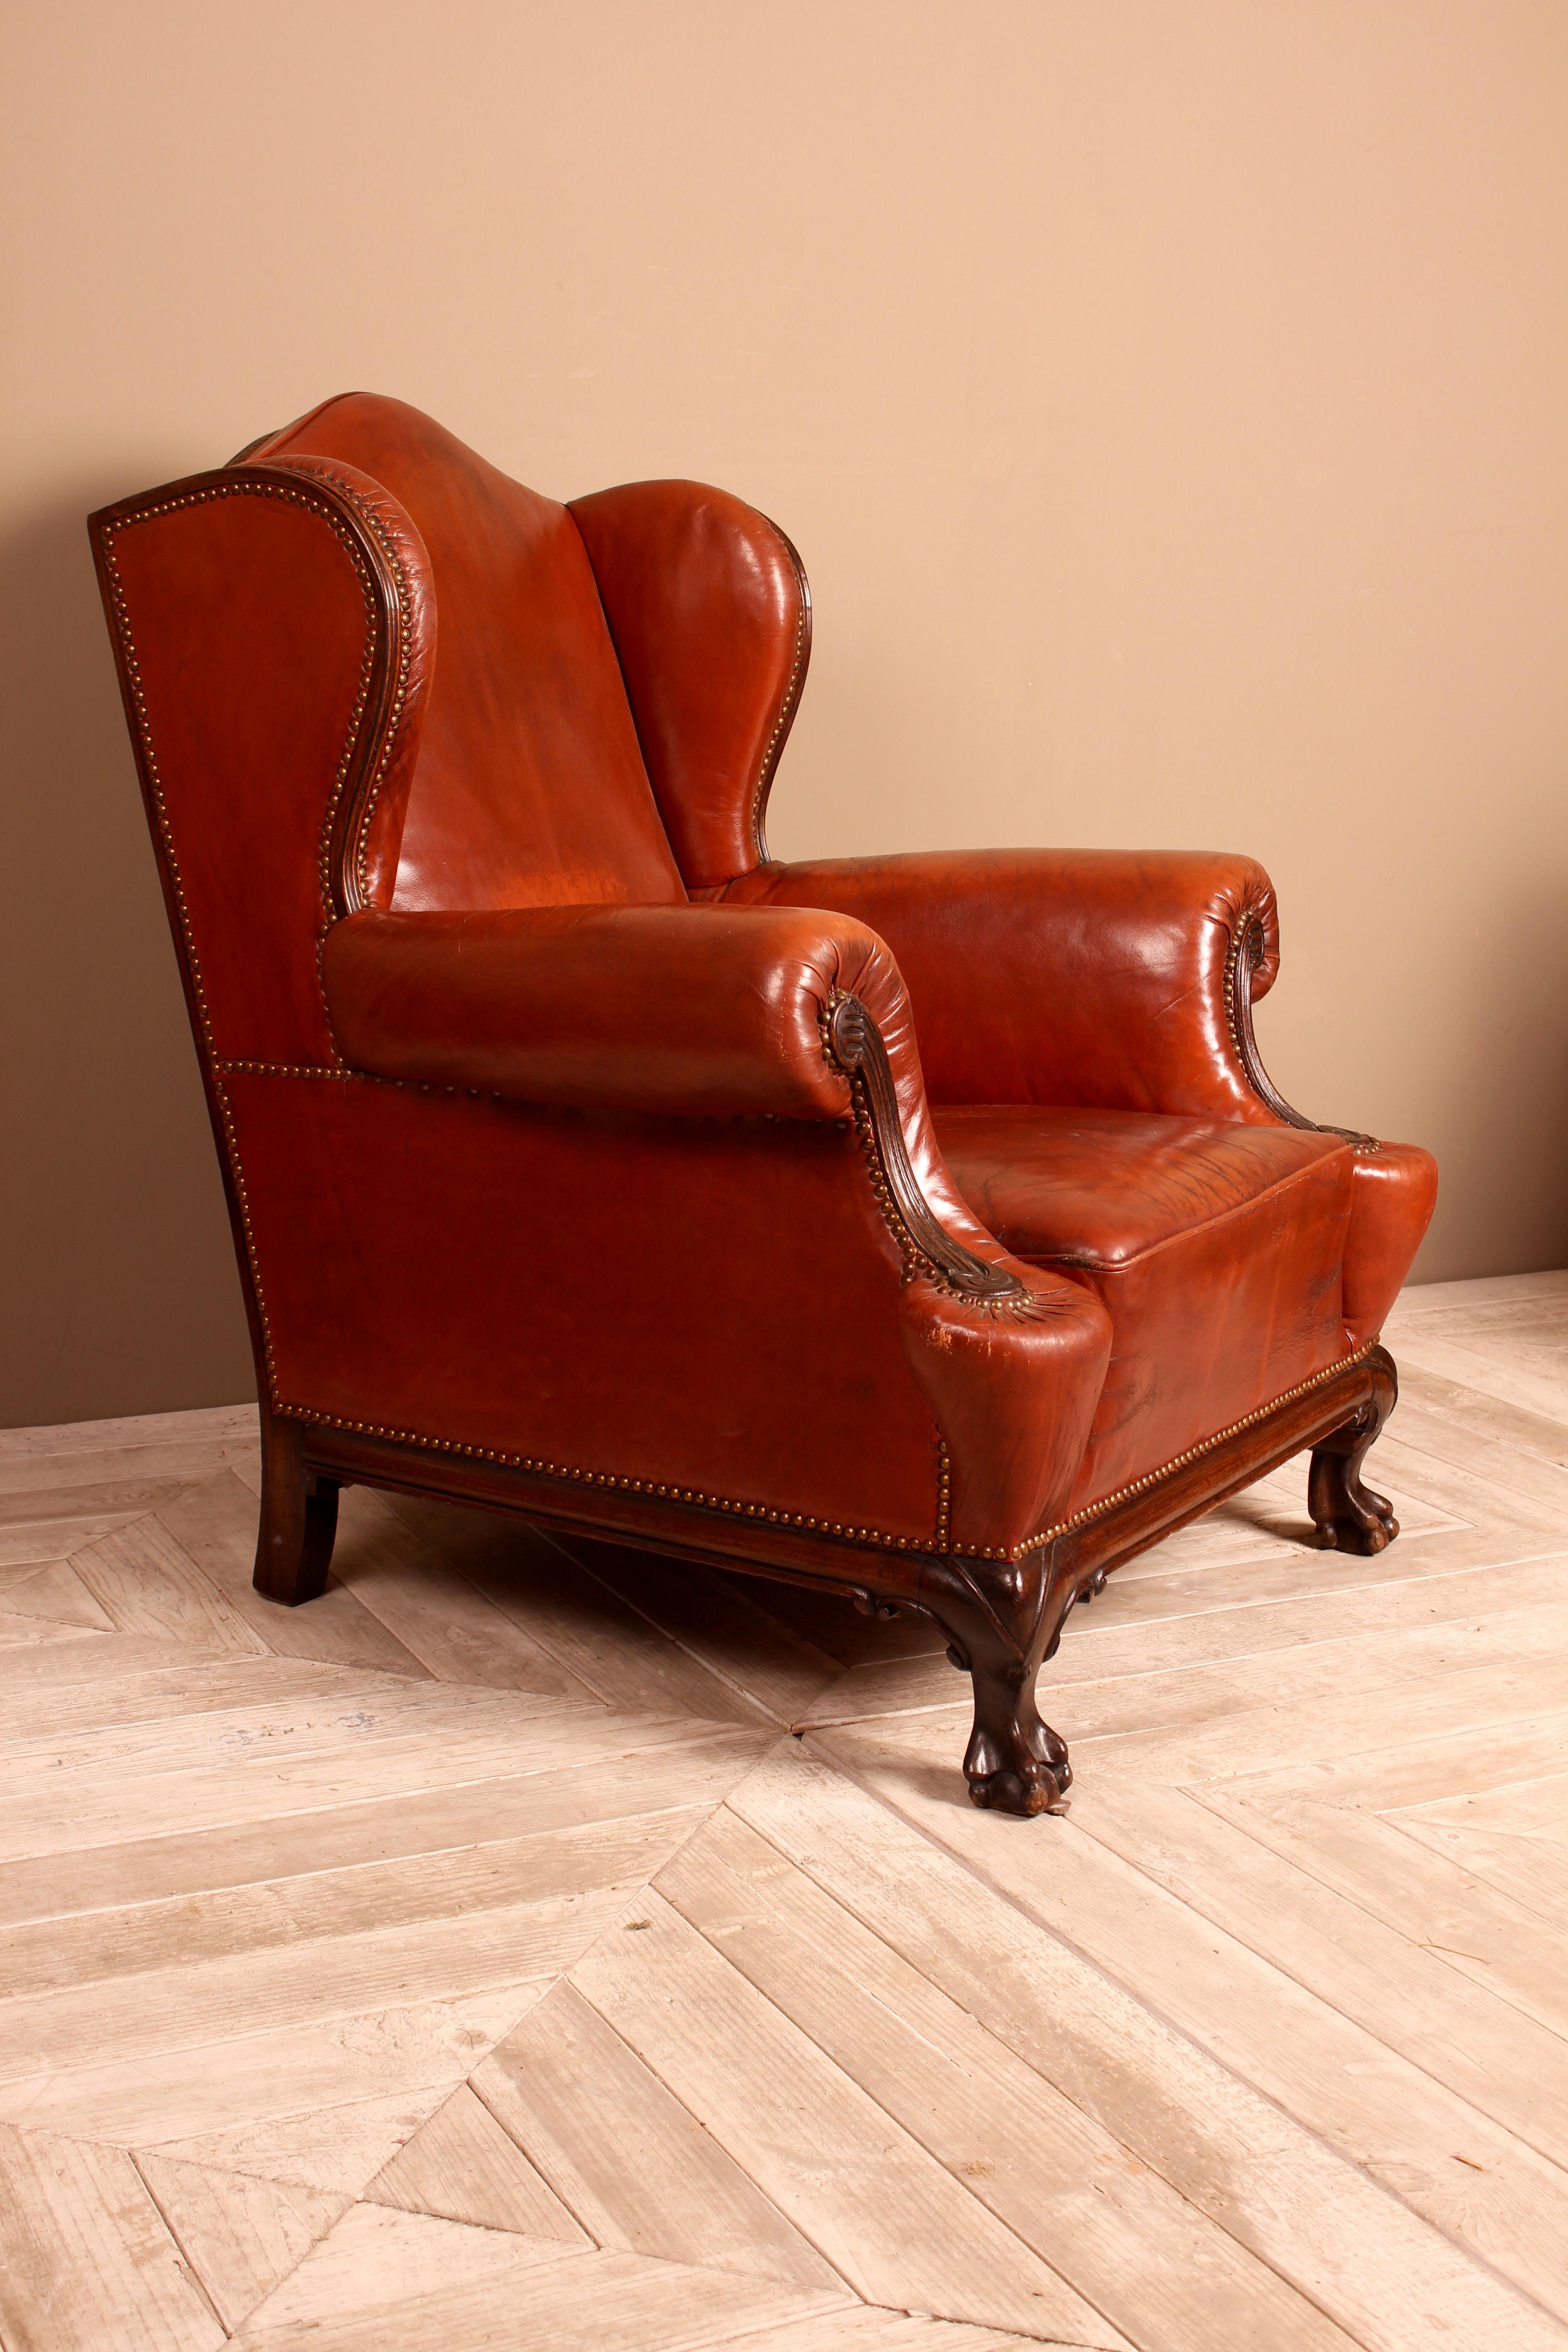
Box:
1227;910;1380;1152
823;992;1025;1304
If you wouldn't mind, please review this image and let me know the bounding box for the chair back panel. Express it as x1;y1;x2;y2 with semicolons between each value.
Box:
252;395;686;912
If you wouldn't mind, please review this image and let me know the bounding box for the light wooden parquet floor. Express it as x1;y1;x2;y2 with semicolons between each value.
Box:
1;1273;1566;2351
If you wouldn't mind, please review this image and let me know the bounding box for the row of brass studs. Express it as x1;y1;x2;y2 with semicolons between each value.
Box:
219;1061;529;1098
265;462;418;916
1221;903;1266;1055
846;1072;942;1289
998;1340;1377;1560
749;555;808;859
284;1403;942;1552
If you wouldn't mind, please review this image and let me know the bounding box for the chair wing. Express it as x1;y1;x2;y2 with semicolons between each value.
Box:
246;394;687;915
89;456;435;1065
569;480;810;890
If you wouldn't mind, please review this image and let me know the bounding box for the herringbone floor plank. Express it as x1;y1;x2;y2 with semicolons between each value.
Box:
0;1274;1564;2348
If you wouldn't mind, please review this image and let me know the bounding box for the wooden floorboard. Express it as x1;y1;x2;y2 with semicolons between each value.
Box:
1;1275;1565;2348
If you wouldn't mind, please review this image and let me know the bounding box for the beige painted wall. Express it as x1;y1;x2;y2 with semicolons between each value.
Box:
4;0;1566;1426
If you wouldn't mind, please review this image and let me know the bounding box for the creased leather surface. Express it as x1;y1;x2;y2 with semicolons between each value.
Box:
569;481;807;889
723;848;1281;1117
937;1106;1349;1268
254;395;686;915
936;1104;1356;1509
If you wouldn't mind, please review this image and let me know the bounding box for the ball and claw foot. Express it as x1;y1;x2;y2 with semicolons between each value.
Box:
1309;1403;1399;1556
933;1562;1076;1818
1312;1487;1398;1553
964;1689;1072;1817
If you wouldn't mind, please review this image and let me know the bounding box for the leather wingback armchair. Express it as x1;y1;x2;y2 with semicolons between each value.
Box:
91;395;1437;1816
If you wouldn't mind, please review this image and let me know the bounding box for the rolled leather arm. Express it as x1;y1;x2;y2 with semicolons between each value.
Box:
719;848;1281;1119
322;901;910;1120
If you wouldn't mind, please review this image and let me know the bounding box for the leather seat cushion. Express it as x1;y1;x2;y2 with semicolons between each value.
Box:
932;1106;1357;1514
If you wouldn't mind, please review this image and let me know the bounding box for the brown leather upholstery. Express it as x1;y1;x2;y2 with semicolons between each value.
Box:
935;1108;1355;1507
222;1071;1112;1556
90;389;1436;1634
727;846;1438;1399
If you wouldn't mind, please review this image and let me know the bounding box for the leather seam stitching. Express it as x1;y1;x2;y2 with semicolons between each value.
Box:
214;1059;867;1127
220;1062;494;1098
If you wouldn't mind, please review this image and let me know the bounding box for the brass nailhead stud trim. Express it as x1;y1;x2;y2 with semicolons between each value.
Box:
996;1340;1378;1561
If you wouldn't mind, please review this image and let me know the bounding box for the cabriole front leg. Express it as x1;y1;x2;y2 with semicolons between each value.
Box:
1308;1343;1399;1555
922;1553;1075;1817
254;1407;340;1604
